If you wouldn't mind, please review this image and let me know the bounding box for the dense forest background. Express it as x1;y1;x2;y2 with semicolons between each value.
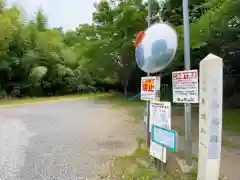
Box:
0;0;240;108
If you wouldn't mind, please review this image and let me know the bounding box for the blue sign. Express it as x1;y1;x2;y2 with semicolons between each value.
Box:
151;125;177;152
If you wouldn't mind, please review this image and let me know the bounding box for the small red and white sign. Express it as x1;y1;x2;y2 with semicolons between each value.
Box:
141;76;160;100
172;70;199;103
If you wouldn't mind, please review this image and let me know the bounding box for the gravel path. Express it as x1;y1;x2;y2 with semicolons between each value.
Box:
0;99;140;180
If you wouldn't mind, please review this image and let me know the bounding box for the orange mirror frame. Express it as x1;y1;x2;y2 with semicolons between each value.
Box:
134;31;145;48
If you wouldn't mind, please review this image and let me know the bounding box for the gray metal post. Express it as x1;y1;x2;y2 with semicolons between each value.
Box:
183;0;192;165
148;0;152;28
146;0;152;148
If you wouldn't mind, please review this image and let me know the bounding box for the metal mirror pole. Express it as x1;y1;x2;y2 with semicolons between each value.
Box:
146;0;152;148
183;0;192;165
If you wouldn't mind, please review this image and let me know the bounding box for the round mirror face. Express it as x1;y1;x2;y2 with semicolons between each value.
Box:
135;23;178;73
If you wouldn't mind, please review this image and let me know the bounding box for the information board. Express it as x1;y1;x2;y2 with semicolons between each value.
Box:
141;76;160;101
172;70;199;103
150;101;171;163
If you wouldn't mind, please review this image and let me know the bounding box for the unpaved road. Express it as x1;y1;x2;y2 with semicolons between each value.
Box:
0;99;141;180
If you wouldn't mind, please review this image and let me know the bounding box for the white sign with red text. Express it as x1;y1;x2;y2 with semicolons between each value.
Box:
172;70;199;103
141;76;160;101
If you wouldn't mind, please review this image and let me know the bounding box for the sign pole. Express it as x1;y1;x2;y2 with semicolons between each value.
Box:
148;0;152;27
161;148;164;173
183;0;192;165
156;75;164;170
146;0;152;148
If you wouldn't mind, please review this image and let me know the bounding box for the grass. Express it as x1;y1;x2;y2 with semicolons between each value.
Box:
222;139;240;149
174;151;199;163
223;109;240;132
173;105;240;133
105;95;144;109
0;92;113;107
101;138;198;180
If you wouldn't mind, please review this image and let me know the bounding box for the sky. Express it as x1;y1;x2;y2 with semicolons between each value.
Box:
7;0;97;31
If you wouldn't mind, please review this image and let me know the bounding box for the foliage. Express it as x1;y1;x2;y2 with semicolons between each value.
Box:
0;0;240;104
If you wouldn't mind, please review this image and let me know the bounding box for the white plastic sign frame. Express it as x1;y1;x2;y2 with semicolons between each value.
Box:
149;101;171;163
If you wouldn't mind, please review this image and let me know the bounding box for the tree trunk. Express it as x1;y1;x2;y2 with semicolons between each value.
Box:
124;78;129;97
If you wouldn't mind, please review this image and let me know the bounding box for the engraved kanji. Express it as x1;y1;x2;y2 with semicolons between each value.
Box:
210;135;219;143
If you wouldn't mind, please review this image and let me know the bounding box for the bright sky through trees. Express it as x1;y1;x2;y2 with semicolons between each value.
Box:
7;0;97;30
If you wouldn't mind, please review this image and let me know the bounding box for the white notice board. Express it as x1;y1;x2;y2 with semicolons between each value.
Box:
172;70;199;103
150;101;171;163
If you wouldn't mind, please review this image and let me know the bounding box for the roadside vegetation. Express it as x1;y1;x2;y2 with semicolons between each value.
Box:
100;137;198;180
0;92;111;106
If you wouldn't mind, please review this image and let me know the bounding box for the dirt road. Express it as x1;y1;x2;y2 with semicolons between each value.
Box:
0;99;140;180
